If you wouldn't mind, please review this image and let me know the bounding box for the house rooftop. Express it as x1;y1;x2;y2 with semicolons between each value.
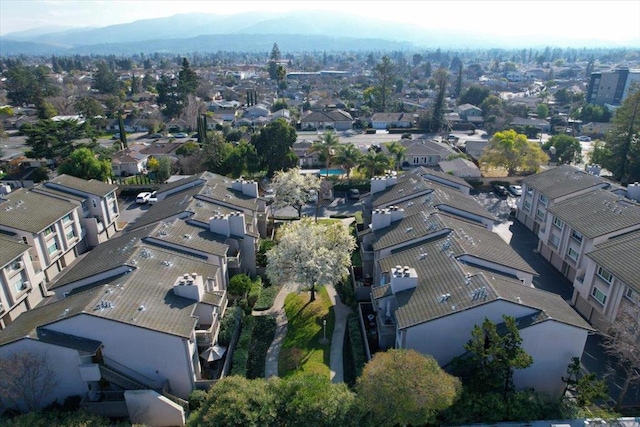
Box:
0;235;29;268
47;174;117;197
522;164;607;200
377;236;590;331
547;190;640;238
0;188;78;233
149;219;229;258
587;229;640;292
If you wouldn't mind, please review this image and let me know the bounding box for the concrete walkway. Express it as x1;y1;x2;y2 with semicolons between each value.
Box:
253;283;292;379
325;284;351;383
255;282;351;382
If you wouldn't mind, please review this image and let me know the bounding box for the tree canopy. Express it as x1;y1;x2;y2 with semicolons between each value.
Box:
543;134;582;164
309;131;341;176
601;88;640;183
270;168;320;218
356;349;462;426
250;119;298;176
480;129;549;175
371;55;396;112
266;218;355;301
57;147;112;181
459;84;491;107
23;119;96;161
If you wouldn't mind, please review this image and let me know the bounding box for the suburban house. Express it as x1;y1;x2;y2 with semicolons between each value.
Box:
166;118;190;133
438;158;481;178
292;140;322;168
572;230;640;332
299;109;354;131
510;117;551;133
111;149;150;177
34;174;120;247
0;236;46;329
401;139;457;167
243;105;270;119
517;165;611;235
370;112;413;129
457;104;484;124
0;188;86;284
581;121;615;137
464;139;489;161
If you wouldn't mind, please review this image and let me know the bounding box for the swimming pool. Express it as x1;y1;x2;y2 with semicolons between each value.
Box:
317;168;346;176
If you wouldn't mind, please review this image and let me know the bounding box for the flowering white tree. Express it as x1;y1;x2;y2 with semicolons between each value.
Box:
271;168;321;218
266;218;355;301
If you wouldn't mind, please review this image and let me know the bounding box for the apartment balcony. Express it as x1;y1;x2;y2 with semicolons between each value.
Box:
227;252;242;269
195;318;220;347
80;392;129;418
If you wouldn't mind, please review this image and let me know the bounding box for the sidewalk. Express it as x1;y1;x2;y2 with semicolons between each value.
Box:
254;283;292;378
325;284;352;383
255;282;351;382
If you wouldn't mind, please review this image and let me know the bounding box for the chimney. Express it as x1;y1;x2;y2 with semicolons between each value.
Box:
389;205;404;222
585;164;602;176
228;211;246;236
173;272;205;301
371;209;392;231
389;265;418;293
209;214;231;237
241;180;259;198
370;176;386;194
231;179;243;192
626;182;640;202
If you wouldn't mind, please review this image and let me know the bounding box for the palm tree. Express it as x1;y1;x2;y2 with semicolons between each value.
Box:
334;143;362;179
358;150;391;179
385;140;406;171
310;131;341;176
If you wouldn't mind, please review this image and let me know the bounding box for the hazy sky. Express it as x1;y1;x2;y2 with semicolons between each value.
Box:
1;0;639;46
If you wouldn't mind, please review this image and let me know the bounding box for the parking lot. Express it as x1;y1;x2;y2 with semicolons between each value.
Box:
117;196;152;228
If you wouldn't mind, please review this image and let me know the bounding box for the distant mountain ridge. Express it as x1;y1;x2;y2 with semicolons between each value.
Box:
0;11;634;56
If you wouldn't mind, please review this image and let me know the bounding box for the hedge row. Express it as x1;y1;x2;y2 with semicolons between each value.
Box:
246;316;277;379
229;315;255;377
217;306;241;347
346;314;366;379
253;285;281;311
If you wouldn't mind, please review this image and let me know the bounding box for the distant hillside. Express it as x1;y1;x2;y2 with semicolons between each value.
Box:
0;10;634;56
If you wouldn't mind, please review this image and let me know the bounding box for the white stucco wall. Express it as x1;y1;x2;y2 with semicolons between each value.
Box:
47;315;196;399
0;339;87;411
515;320;588;395
400;300;535;364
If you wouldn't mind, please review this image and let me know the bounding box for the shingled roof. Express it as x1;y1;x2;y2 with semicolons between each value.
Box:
47;174;117;197
547;190;640;238
522;164;608;200
0;188;78;233
587;230;640;292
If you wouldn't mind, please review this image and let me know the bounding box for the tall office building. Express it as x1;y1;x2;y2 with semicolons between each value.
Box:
586;67;640;106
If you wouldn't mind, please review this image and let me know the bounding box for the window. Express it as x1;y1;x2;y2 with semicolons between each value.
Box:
591;287;607;305
44;226;55;236
106;192;114;201
597;266;613;284
22;236;28;244
571;230;583;243
413;157;419;164
626;288;640;303
553;217;564;229
526;187;533;196
81;200;88;210
523;198;532;211
92;199;97;208
549;233;560;248
539;194;548;206
63;213;72;224
47;241;59;255
65;226;76;241
14;277;28;292
536;208;545;220
567;247;578;261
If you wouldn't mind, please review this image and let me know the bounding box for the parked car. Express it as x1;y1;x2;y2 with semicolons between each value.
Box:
348;188;360;200
174;132;188;138
578;136;591;142
492;185;509;198
112;133;121;140
508;185;522;197
148;133;162;139
447;134;457;141
308;189;318;203
136;192;152;204
147;191;158;204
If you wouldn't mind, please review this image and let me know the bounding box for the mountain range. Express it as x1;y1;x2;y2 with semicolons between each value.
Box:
0;11;632;56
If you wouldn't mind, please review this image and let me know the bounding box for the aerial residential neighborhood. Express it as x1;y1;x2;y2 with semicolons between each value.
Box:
0;2;639;426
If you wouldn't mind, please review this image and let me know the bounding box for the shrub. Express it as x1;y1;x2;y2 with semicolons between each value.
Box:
246;316;277;379
253;284;281;311
257;239;276;266
347;314;366;378
247;277;262;308
188;389;208;411
218;306;241;346
228;274;253;298
230;315;255;376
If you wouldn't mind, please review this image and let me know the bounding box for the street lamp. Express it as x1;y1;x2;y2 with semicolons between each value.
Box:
320;319;328;345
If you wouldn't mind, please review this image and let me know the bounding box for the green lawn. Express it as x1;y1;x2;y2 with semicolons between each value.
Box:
279;287;334;378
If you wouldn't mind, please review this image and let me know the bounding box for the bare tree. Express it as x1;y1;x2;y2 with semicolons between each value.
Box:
0;351;58;411
601;301;640;409
181;94;205;132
